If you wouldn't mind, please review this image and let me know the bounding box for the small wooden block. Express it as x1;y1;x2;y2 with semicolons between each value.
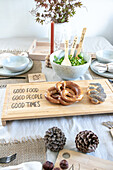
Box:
28;73;46;83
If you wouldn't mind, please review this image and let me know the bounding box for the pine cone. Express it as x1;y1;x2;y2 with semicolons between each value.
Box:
44;127;66;152
75;130;99;153
45;54;52;68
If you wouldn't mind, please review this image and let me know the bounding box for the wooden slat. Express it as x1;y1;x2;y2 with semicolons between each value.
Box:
54;149;113;170
2;79;113;125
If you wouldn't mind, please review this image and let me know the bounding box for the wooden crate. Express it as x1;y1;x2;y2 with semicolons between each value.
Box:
55;149;113;170
28;40;50;60
2;79;113;126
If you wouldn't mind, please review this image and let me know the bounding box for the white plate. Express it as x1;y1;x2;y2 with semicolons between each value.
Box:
0;53;15;68
96;50;113;63
2;55;29;72
0;58;33;77
90;59;113;78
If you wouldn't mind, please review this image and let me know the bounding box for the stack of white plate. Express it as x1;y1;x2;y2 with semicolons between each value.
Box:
90;50;113;78
0;54;33;76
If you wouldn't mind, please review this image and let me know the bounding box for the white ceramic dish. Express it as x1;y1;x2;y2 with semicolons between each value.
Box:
0;53;15;68
96;50;113;63
90;59;113;78
50;50;91;80
0;58;33;77
2;56;29;72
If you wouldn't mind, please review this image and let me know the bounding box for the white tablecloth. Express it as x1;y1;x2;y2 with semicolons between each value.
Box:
0;37;113;166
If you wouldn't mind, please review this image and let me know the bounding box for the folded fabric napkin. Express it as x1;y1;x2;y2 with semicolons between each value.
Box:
0;161;42;170
93;61;113;73
0;52;28;68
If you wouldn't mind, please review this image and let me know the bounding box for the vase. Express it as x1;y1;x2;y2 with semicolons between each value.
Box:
54;22;73;51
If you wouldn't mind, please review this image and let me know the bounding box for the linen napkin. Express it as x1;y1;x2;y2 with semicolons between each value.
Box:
0;52;28;68
93;61;113;73
0;161;42;170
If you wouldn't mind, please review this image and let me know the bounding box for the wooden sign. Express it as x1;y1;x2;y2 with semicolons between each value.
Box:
28;73;46;83
76;27;87;57
65;40;69;60
55;149;113;170
2;79;113;126
70;36;78;58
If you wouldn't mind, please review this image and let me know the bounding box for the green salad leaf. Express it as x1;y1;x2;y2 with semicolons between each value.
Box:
53;54;87;66
53;55;64;65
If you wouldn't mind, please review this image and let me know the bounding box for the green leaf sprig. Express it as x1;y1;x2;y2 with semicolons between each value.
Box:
53;55;64;65
31;0;83;24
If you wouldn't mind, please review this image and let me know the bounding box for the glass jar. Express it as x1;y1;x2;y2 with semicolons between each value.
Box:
54;22;73;51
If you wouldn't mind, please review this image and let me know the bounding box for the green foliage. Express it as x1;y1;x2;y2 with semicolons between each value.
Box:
31;0;83;24
53;55;64;65
53;54;87;66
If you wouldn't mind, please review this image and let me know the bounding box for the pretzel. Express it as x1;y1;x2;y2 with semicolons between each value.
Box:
87;83;107;104
51;93;60;99
55;81;66;92
59;88;76;105
45;81;83;106
56;81;83;102
58;96;75;106
46;88;75;106
45;86;60;104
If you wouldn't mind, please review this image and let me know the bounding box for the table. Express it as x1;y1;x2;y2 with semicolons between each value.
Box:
0;37;113;164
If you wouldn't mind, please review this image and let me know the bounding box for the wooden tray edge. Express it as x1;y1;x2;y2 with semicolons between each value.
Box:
28;40;50;61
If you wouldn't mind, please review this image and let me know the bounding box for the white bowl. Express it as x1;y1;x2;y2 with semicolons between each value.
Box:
2;56;29;72
50;50;91;80
96;50;113;63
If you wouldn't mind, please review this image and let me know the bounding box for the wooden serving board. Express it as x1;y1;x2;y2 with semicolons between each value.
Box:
28;40;50;60
2;79;113;126
54;149;113;170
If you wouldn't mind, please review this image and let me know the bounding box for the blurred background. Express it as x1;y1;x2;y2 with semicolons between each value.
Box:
0;0;113;44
